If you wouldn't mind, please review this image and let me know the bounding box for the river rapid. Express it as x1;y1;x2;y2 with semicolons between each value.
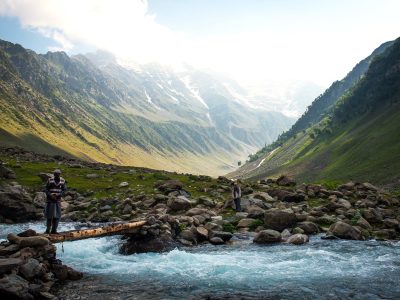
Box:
1;222;400;299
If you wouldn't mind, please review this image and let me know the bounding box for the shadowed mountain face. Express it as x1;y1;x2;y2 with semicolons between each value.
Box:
0;39;293;175
229;38;400;188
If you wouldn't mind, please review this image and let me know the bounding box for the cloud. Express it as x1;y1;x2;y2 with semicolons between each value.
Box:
0;0;184;62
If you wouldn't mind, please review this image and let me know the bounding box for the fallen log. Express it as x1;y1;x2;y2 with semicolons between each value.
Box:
39;220;147;243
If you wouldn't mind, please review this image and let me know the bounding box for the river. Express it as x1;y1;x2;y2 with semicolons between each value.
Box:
1;222;400;299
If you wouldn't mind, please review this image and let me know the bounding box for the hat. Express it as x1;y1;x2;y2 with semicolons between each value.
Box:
53;169;62;174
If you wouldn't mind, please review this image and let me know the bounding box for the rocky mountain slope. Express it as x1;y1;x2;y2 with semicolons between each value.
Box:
0;39;293;176
229;38;400;189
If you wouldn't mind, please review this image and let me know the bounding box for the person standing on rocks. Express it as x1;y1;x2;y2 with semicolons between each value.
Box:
232;181;242;212
44;169;66;234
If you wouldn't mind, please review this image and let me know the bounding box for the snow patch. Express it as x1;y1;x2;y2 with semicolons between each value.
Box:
181;76;209;109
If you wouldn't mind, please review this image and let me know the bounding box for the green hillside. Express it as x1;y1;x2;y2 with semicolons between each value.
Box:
229;38;400;189
0;39;293;176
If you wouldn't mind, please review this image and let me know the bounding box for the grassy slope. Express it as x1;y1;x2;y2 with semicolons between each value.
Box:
0;154;232;200
231;101;400;189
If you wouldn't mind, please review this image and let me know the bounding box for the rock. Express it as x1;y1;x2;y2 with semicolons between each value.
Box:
286;234;309;245
156;180;184;193
209;231;233;242
197;196;215;207
251;192;274;202
122;204;133;214
37;173;52;182
0;258;23;274
119;182;129;188
292;227;305;234
99;205;112;212
281;229;291;241
247;206;265;219
0;274;33;300
209;237;225;245
276;175;296;186
186;208;208;216
167;196;191;211
383;218;399;229
33;192;47;208
86;173;99;179
356;217;372;230
328;221;363;240
362;208;383;224
237;218;256;228
120;234;178;254
196;227;209;239
282;192;305;203
263;210;297;231
19;258;45;280
253;230;281;243
179;229;196;242
17;230;37;237
0;165;16;179
337;199;352;209
296;222;319;234
0;184;40;222
235;212;249;218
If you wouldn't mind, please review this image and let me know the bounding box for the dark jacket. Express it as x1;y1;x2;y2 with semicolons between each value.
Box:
232;185;241;199
44;177;66;219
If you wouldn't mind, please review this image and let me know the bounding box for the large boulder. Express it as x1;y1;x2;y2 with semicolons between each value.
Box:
120;234;178;254
0;184;40;222
328;221;363;240
209;231;233;242
237;218;256;228
167;196;191;211
263;209;297;231
253;230;281;243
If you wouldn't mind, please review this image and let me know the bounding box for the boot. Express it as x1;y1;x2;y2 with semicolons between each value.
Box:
44;219;52;234
51;218;59;234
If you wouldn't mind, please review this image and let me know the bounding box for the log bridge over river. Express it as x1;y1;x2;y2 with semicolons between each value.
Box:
39;220;147;243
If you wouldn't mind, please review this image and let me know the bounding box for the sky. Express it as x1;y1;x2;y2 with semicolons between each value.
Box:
0;0;399;87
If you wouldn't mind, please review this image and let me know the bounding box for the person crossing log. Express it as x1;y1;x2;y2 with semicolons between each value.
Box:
38;220;147;243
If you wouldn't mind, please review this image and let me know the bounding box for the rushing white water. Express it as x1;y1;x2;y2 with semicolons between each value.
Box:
1;222;400;299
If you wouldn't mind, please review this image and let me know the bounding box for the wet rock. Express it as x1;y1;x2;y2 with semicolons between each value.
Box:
209;231;233;242
263;209;297;231
209;237;225;245
281;229;291;241
253;230;281;243
167;196;191;211
0;184;40;222
120;234;178;254
286;234;309;245
296;222;319;234
328;221;363;240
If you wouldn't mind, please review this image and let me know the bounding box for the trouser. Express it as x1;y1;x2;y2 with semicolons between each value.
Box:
45;218;60;233
234;198;241;212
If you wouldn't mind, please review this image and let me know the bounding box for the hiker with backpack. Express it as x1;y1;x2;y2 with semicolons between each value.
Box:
44;169;66;234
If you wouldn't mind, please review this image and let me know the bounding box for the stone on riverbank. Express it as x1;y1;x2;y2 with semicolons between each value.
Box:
253;230;281;243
